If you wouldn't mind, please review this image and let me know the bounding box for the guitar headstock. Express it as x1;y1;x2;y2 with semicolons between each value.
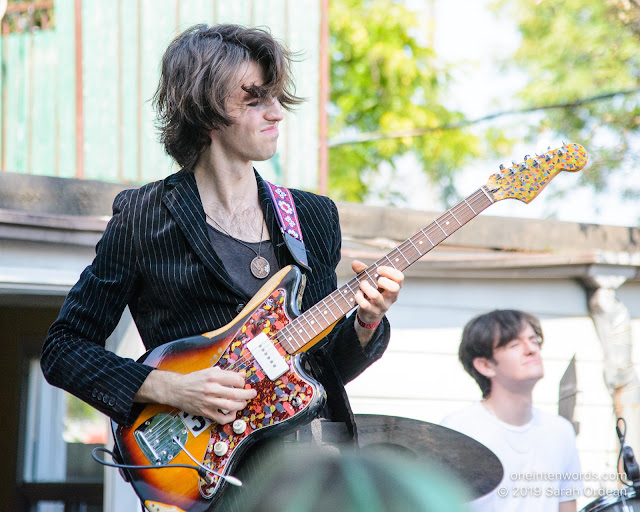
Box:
486;143;588;203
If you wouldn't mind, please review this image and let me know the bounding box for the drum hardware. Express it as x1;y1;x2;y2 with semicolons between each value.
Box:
618;418;640;489
354;414;504;500
580;418;640;512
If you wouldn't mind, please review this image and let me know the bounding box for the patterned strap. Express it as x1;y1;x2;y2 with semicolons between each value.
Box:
264;180;310;271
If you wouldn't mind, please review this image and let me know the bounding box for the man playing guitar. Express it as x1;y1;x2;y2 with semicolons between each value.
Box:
41;23;404;510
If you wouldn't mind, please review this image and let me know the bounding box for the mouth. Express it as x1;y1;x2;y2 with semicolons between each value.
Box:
262;125;279;134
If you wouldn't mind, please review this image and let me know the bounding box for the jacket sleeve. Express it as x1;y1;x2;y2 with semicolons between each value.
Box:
41;190;154;426
311;198;390;385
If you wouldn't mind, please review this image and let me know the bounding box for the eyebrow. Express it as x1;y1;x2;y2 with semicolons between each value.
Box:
241;83;269;100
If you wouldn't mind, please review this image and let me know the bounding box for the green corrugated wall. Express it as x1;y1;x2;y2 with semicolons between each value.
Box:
0;0;320;190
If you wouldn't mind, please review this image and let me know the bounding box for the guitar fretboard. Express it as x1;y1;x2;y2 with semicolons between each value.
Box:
276;186;496;354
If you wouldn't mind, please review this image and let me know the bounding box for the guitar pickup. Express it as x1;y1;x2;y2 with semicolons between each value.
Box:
247;332;289;381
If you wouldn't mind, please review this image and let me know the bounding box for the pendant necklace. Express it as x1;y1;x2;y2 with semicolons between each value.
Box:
205;212;270;279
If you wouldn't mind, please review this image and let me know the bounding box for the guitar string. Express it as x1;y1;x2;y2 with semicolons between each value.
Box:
276;188;493;352
141;168;558;456
221;188;492;370
272;153;573;352
224;154;569;366
217;187;493;373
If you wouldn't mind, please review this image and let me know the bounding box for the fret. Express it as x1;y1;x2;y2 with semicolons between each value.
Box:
406;238;422;258
359;270;378;290
423;230;435;246
382;254;399;269
417;231;434;249
279;330;299;354
336;289;354;311
319;300;338;321
328;293;348;315
449;209;463;226
390;249;411;267
434;218;448;236
281;325;305;351
480;186;495;202
301;310;322;336
464;199;478;215
339;283;357;304
294;319;313;340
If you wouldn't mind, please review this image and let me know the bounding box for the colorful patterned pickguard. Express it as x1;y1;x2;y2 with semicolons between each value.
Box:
199;288;316;497
486;143;587;203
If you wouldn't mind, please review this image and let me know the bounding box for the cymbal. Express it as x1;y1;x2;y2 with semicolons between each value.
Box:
355;414;503;499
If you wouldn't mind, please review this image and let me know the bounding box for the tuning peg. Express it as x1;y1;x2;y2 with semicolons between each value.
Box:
499;164;505;170
562;140;567;146
519;162;529;171
511;160;517;166
524;154;531;161
547;146;551;151
531;159;540;168
558;148;566;156
544;153;552;162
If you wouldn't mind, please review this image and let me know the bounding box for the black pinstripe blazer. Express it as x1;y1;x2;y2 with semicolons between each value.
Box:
41;171;390;428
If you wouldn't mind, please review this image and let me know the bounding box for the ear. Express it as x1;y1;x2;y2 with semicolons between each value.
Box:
473;357;496;379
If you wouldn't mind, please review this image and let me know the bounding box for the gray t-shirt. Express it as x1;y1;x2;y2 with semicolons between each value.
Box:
206;223;279;299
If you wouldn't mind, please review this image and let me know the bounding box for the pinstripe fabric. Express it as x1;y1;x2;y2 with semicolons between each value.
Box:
41;171;390;428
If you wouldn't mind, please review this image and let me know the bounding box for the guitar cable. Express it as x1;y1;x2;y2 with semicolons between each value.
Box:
91;445;243;487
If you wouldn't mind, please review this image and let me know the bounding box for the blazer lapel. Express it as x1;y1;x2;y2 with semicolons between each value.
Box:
162;171;240;294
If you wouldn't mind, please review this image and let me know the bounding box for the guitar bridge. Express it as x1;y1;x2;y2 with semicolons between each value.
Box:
134;413;188;465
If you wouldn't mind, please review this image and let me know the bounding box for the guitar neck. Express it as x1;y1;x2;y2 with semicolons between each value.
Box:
277;186;496;354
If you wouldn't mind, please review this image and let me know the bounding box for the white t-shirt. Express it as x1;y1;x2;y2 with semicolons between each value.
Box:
441;401;582;512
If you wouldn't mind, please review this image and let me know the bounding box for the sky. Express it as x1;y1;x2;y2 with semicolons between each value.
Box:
382;0;640;228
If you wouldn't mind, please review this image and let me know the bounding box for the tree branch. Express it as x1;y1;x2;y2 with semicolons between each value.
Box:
328;87;640;147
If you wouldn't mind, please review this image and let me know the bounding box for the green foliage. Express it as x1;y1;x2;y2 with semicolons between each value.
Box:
5;0;55;33
328;0;486;205
492;0;640;196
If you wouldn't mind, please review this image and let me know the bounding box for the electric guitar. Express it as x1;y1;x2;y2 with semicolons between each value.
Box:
112;143;588;511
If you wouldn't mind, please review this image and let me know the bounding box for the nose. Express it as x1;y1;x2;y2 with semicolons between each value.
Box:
524;338;541;354
265;98;284;121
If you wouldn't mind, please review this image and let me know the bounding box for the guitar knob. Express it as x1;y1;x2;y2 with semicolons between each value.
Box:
232;419;247;435
213;441;228;457
292;396;303;407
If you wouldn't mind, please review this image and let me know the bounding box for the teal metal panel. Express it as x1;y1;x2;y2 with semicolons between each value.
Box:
4;33;28;174
139;0;178;182
55;0;77;179
30;31;57;177
119;0;142;183
178;0;215;31
286;0;320;191
216;0;252;26
0;31;4;170
82;1;121;182
0;0;320;190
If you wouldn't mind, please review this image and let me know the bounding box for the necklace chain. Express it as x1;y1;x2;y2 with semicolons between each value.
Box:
205;211;271;279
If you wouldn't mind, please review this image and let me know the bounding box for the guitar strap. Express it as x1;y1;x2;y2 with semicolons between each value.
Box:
264;180;311;272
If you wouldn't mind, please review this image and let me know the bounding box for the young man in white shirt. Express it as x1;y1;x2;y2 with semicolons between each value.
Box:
441;309;582;512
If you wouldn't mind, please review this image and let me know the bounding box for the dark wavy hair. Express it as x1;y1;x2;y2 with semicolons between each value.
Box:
153;24;303;171
458;310;543;398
